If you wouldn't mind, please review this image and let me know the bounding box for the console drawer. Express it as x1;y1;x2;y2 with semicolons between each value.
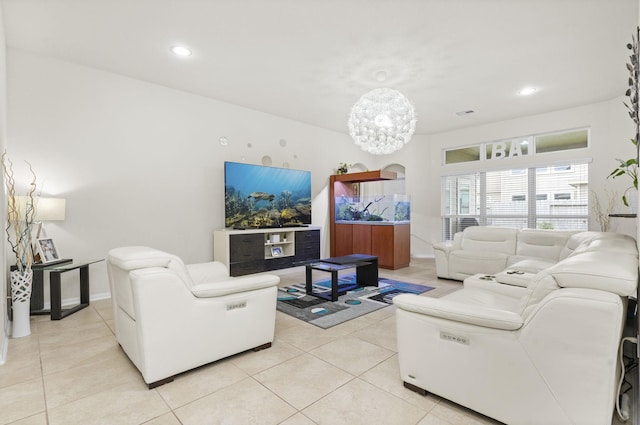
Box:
230;259;265;276
230;234;263;262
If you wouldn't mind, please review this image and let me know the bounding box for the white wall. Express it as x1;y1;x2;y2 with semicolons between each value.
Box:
6;48;637;303
6;49;375;301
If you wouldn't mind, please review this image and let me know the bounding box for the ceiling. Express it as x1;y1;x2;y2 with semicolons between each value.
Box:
1;0;637;135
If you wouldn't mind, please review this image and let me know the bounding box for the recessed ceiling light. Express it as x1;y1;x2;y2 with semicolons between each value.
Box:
375;70;388;82
171;45;192;57
518;87;538;96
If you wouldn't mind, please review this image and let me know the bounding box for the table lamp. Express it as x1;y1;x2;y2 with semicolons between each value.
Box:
32;197;66;238
15;195;66;237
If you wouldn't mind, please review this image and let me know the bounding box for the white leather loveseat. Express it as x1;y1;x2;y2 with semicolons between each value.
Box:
107;246;280;388
395;229;638;424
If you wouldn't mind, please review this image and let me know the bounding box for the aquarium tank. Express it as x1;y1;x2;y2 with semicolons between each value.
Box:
224;161;312;228
335;194;410;223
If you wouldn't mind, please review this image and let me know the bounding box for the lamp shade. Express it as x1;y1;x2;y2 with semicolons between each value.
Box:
35;197;66;221
15;196;66;221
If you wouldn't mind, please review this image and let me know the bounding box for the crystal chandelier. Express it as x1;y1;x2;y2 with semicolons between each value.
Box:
348;88;417;155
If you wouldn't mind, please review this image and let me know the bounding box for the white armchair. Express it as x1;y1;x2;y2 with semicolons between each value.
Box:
107;246;279;388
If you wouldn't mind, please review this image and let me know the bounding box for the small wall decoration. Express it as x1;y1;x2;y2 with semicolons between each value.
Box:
37;238;61;264
271;246;283;257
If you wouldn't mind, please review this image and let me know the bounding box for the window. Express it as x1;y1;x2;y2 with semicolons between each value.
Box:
444;146;481;164
554;193;571;200
443;128;589;165
535;129;588;154
442;162;588;239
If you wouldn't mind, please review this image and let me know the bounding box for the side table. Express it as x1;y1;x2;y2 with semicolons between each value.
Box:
29;259;73;313
30;259;104;320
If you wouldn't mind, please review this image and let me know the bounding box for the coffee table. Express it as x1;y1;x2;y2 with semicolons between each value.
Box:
305;254;378;301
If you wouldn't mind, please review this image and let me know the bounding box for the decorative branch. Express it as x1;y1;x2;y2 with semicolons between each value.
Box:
591;189;617;232
2;151;38;274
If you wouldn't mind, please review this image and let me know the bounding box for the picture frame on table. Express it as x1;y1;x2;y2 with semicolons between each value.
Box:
271;246;283;257
37;238;61;264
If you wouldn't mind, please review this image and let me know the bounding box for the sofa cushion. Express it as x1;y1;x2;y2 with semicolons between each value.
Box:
449;250;509;279
460;226;518;255
187;261;230;284
516;229;574;261
166;256;195;289
558;231;603;260
506;258;557;273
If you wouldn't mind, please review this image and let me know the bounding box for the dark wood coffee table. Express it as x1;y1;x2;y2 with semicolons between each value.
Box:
305;254;378;301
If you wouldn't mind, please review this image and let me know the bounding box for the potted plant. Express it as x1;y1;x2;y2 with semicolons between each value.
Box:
336;162;351;175
609;27;640;209
2;151;38;338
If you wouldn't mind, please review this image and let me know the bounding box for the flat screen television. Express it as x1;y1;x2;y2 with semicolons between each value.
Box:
224;161;312;228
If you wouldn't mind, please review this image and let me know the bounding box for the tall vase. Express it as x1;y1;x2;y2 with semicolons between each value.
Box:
10;269;33;338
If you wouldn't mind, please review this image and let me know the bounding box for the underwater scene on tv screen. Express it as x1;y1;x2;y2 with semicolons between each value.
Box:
224;162;312;228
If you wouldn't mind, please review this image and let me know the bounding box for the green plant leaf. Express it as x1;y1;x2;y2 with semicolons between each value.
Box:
623;194;630;207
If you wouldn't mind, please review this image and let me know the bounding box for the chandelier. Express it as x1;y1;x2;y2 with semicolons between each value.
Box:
348;88;417;155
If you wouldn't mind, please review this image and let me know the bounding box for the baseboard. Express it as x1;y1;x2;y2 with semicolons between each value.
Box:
411;254;435;259
42;291;112;310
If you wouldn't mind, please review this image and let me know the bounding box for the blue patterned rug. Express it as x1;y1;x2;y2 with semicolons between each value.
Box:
276;274;433;329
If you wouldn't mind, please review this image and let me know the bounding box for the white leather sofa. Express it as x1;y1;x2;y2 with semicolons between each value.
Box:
433;226;633;281
396;229;638;424
107;246;280;388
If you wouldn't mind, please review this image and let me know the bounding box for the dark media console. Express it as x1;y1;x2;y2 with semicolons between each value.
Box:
214;227;321;276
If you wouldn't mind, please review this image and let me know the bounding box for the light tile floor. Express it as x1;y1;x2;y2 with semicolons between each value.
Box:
0;258;631;425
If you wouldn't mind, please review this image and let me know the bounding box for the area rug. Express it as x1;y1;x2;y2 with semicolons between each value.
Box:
276;274;433;329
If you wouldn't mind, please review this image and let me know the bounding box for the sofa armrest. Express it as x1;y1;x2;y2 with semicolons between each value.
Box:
434;234;462;278
191;274;280;298
393;294;523;330
434;233;462;253
433;240;454;255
